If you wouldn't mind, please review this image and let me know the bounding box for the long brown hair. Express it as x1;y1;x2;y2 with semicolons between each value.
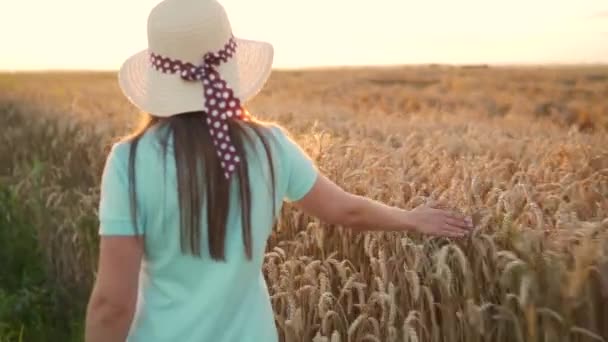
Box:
125;111;276;261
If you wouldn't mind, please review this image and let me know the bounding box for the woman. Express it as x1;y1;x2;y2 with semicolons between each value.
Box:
84;0;473;341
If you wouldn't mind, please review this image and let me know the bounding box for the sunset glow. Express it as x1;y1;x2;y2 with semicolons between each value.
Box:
1;0;607;70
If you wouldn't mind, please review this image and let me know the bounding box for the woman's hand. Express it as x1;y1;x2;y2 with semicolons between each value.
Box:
405;204;473;238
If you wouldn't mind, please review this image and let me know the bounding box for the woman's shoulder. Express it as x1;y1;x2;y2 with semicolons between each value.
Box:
265;124;302;149
106;126;168;164
238;121;286;149
258;122;292;144
105;140;131;164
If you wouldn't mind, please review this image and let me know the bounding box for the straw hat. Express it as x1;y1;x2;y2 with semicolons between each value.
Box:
118;0;274;117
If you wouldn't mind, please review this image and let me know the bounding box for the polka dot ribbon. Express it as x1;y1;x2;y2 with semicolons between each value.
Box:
149;35;248;179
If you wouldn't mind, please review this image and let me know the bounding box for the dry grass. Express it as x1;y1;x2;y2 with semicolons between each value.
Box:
1;65;608;341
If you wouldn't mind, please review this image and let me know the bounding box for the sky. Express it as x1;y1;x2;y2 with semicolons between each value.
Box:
1;0;607;70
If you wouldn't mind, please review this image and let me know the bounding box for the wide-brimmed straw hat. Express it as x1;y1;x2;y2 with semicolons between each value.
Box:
118;0;274;117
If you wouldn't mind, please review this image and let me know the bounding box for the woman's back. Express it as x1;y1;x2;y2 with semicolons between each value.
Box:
99;123;317;341
85;1;472;340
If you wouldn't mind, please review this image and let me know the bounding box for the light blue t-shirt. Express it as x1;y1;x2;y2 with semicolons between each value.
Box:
98;124;318;342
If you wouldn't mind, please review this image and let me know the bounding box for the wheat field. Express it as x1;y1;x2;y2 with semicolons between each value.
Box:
1;65;608;342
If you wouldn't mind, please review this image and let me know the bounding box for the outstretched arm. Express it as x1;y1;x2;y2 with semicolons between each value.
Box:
294;174;473;237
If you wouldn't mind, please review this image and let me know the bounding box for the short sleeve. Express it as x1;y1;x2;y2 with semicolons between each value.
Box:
276;128;318;202
98;143;142;236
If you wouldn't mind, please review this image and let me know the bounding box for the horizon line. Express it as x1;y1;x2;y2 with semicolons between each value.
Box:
2;61;608;74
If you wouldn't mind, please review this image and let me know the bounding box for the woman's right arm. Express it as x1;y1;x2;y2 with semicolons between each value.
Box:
294;174;473;237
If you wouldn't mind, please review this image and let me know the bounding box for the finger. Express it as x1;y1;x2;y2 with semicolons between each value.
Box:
442;223;469;235
435;208;463;220
446;213;474;229
445;217;472;230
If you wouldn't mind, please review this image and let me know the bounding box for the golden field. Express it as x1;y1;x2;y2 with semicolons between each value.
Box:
1;65;607;342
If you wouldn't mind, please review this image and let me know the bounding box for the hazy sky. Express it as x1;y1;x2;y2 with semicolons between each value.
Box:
1;0;607;70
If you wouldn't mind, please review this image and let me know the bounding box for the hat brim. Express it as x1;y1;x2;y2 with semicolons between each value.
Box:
118;38;274;117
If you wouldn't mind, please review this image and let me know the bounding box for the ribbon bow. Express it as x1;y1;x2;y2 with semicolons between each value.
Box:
149;36;248;179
